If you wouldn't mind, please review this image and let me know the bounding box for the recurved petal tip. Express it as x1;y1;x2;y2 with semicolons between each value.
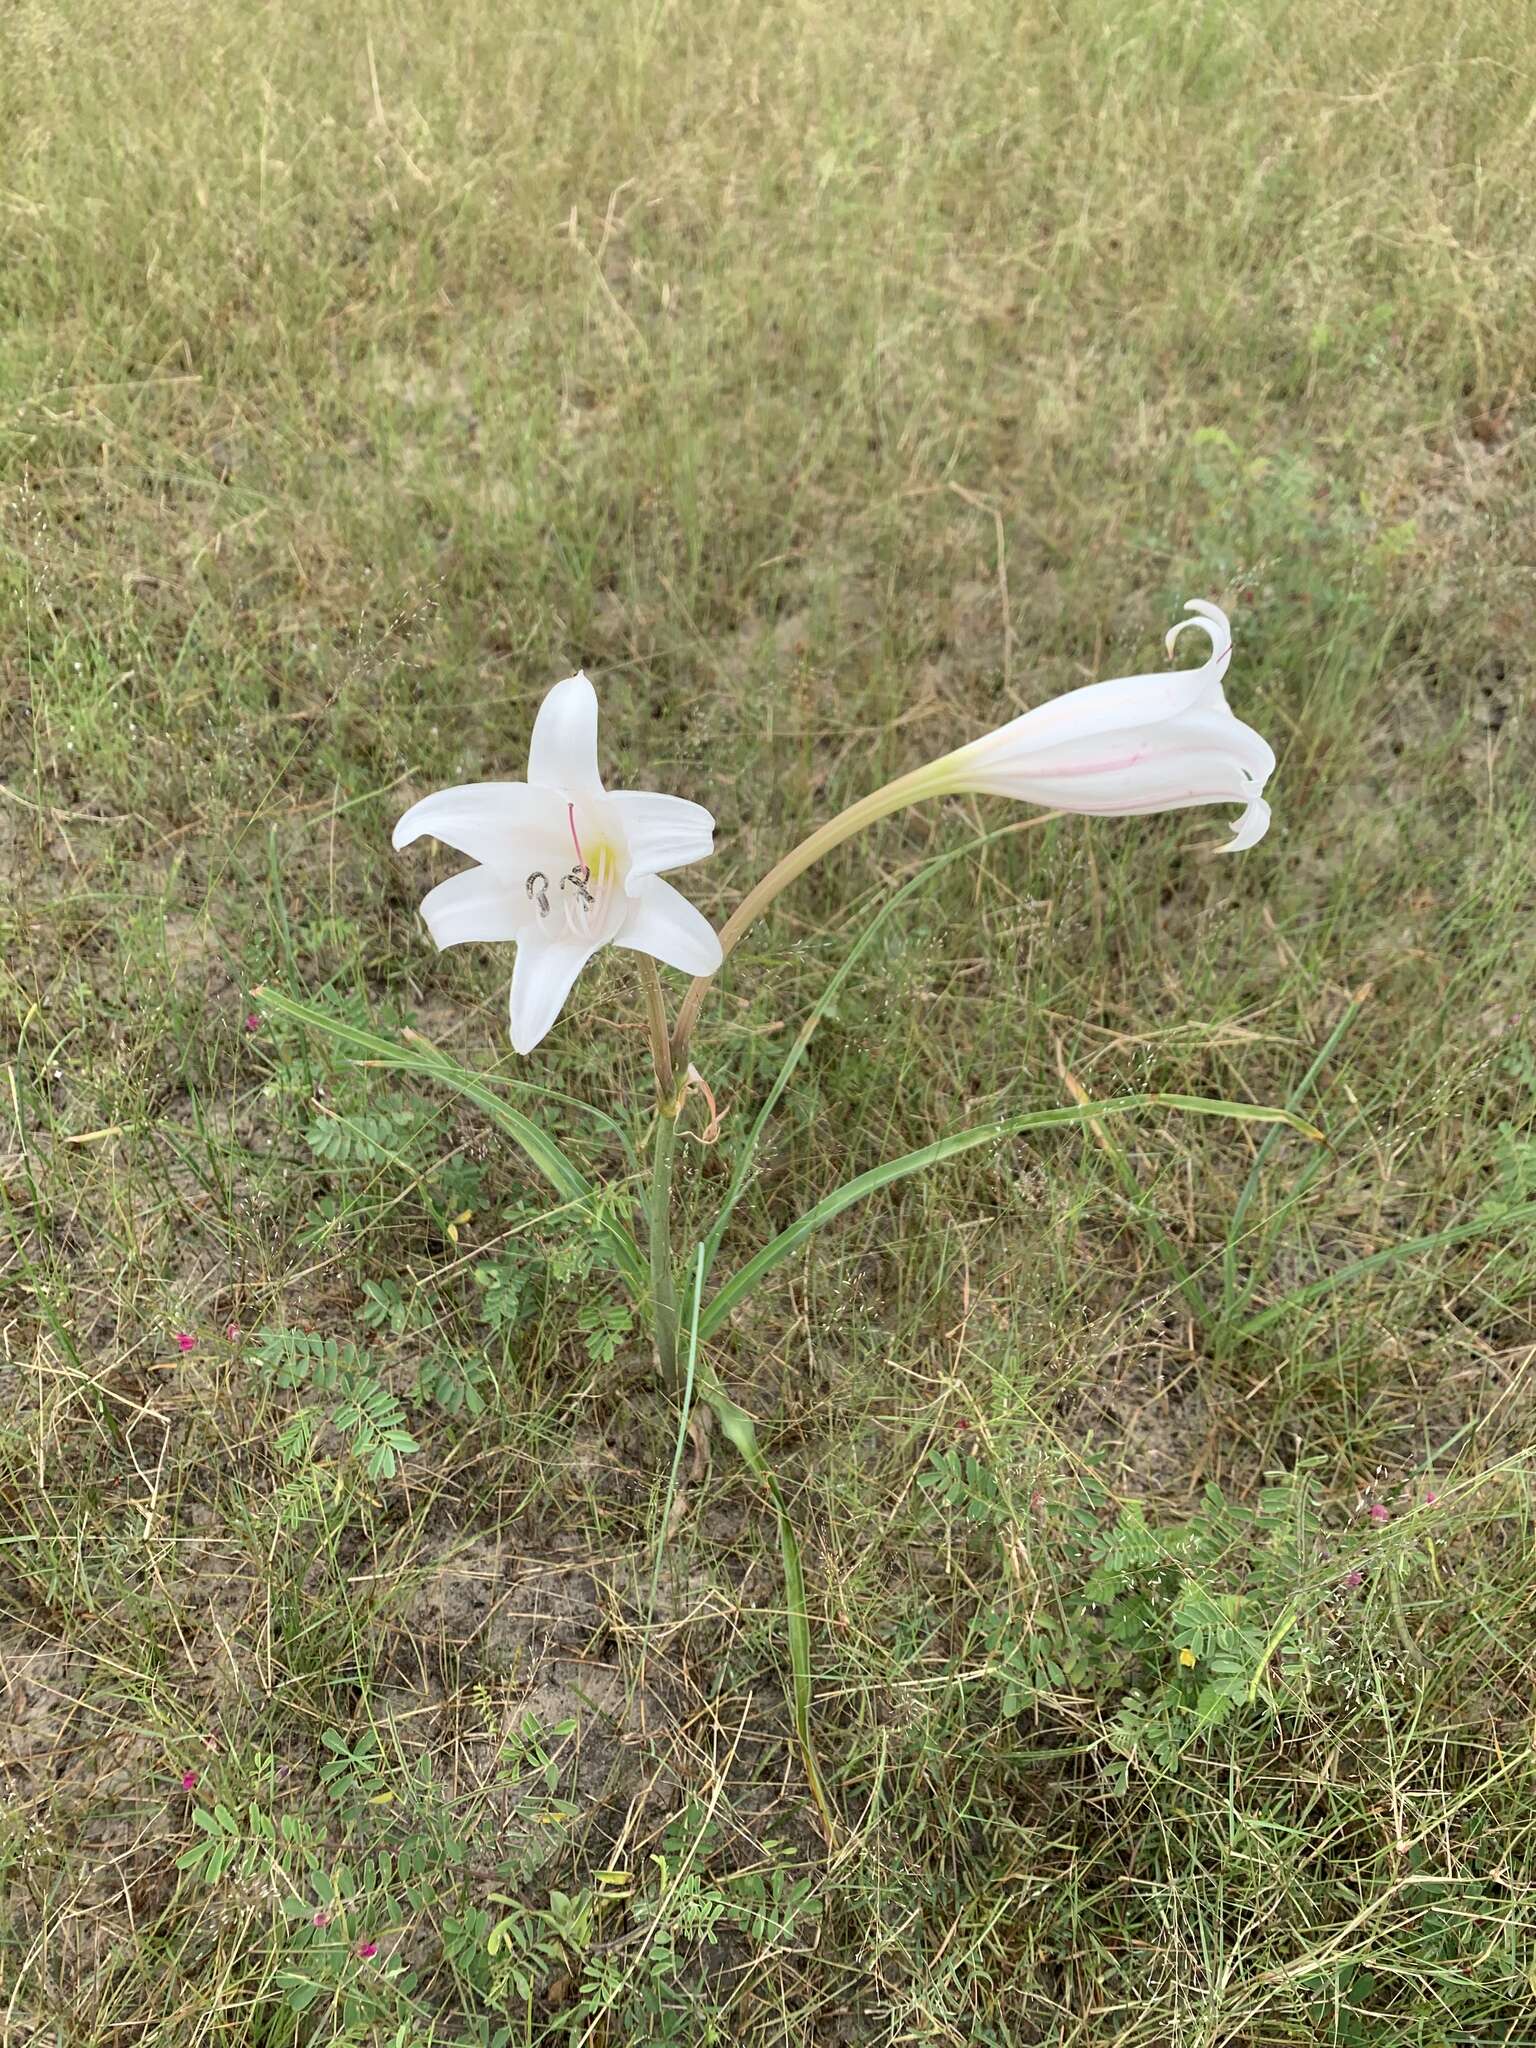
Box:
1165;599;1232;663
1215;797;1272;853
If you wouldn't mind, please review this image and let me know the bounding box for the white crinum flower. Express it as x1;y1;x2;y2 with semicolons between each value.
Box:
394;674;723;1053
926;601;1274;850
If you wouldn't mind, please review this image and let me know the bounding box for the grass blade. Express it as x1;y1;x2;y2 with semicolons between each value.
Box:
693;1356;839;1844
700;1093;1322;1341
1058;1053;1212;1330
255;986;647;1296
1219;991;1368;1325
701;818;1055;1281
1234;1200;1536;1339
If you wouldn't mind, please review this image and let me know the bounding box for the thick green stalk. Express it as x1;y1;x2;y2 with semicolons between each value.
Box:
648;1104;682;1389
637;953;675;1104
668;760;1065;1070
669;760;953;1069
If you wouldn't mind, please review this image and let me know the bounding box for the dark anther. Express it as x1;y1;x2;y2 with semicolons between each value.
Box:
561;863;595;912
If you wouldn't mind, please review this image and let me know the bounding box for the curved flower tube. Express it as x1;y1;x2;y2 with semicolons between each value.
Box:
666;599;1274;1065
394;675;723;1053
926;600;1273;851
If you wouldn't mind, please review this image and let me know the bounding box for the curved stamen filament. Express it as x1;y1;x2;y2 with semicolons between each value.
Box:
559;842;611;935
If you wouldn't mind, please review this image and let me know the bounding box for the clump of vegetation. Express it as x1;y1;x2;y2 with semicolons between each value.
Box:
3;0;1534;2040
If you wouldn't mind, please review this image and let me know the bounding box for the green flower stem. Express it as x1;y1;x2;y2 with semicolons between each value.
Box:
668;765;1064;1072
669;763;946;1070
648;1102;682;1390
637;953;684;1389
637;953;675;1105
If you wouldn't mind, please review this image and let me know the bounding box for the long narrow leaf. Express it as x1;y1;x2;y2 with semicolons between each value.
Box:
702;819;1049;1280
700;1093;1322;1340
1235;1200;1536;1339
692;1355;839;1843
1059;1059;1212;1330
255;987;646;1296
646;1250;836;1840
1219;993;1367;1324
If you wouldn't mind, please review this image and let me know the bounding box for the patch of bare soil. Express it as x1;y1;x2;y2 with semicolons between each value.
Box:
1;1636;180;2015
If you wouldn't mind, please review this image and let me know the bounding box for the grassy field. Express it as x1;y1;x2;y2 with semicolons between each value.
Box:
4;0;1536;2040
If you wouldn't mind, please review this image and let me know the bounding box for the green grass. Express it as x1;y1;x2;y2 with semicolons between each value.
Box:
3;0;1535;2040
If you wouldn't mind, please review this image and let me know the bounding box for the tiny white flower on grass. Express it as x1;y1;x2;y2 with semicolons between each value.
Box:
925;600;1274;850
394;674;722;1053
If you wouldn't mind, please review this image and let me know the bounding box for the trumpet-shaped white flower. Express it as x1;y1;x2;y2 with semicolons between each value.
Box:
927;600;1273;850
394;674;722;1053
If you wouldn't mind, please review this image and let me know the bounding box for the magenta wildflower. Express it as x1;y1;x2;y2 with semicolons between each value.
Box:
1342;1570;1364;1590
1424;1491;1438;1506
180;1769;198;1790
1368;1503;1390;1524
356;1938;379;1960
244;1011;261;1032
225;1322;241;1342
313;1908;332;1928
175;1332;196;1353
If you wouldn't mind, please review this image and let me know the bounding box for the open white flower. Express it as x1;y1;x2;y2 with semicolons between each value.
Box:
927;600;1273;850
394;674;723;1053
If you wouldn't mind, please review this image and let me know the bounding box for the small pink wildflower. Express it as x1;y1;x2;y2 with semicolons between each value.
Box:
225;1322;241;1343
356;1938;379;1960
244;1011;261;1032
1424;1491;1438;1506
175;1332;196;1353
180;1769;198;1790
1368;1503;1390;1524
312;1908;332;1928
1342;1570;1364;1590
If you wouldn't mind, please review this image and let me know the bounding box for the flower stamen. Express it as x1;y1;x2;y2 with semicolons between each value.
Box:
561;862;595;913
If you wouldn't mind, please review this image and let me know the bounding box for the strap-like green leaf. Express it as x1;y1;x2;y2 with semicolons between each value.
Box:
701;819;1051;1283
692;1356;838;1842
255;987;646;1296
652;1249;837;1841
1234;1198;1536;1338
700;1093;1322;1340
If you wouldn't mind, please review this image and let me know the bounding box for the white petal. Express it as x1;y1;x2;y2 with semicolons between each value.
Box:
527;673;604;798
417;866;526;950
606;789;716;889
970;726;1269;814
1216;797;1271;852
988;704;1274;802
1174;704;1276;786
612;876;723;975
1164;600;1231;670
507;934;601;1054
942;598;1234;787
393;781;566;866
